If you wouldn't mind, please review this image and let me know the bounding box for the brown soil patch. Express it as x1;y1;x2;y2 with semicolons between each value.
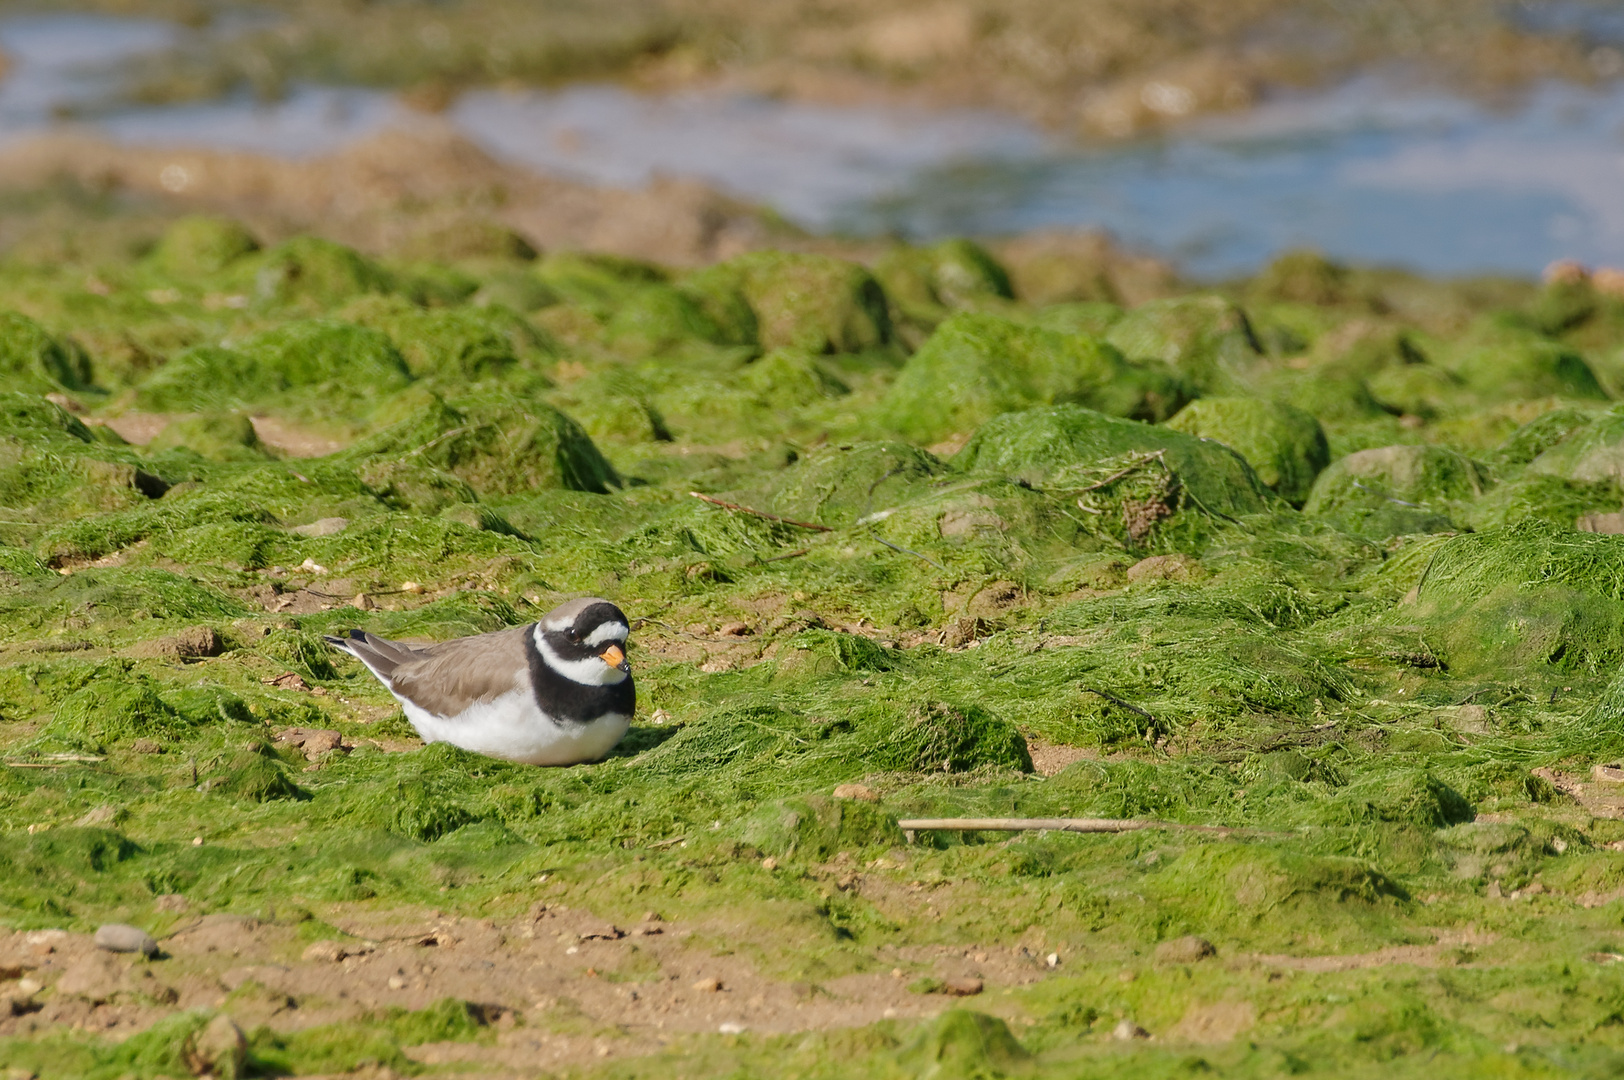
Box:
1024;736;1097;777
0;898;1076;1074
91;413;172;446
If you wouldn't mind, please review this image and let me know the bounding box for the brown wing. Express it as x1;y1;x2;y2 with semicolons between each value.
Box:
384;623;535;717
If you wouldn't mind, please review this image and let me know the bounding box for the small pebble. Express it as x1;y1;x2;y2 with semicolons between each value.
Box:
718;1021;746;1034
1046;952;1060;969
94;923;158;957
302;941;348;963
1113;1019;1150;1041
761;857;778;871
192;836;203;846
693;977;722;993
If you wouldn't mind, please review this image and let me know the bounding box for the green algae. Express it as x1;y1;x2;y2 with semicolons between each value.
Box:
1165;397;1329;504
146;411;271;462
243;235;396;309
880;312;1190;443
685;250;891;354
953;404;1273;523
345;390;619;499
1302;444;1486;536
5;228;1624;1078
0;311;94;394
1104;294;1262;394
147;215;260;278
135;320;412;413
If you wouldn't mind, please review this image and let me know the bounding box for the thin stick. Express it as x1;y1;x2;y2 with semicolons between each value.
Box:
1082;687;1156;724
898;817;1252;836
755;548;810;564
688;492;832;531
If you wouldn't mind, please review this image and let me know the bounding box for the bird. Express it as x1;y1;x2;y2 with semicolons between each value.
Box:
324;597;634;766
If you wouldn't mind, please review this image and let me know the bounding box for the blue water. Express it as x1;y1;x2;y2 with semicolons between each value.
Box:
0;13;1621;280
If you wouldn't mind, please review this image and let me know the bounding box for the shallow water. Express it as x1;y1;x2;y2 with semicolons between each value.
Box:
2;13;1623;279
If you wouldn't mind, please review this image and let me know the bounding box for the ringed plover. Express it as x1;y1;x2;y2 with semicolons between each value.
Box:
325;597;634;765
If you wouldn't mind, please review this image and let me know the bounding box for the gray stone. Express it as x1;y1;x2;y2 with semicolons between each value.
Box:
94;923;158;957
1154;934;1216;965
290;517;349;537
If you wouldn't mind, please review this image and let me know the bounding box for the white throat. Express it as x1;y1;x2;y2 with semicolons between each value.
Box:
534;625;629;686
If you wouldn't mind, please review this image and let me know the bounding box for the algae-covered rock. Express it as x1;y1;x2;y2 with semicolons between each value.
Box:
895;1010;1029;1074
881;312;1190;444
0;312;93;393
1447;333;1606;403
1404;520;1624;673
350;391;619;499
397;218;537;264
606;283;750;354
1462;473;1619;531
954;404;1272;518
136;322;411;411
1527;405;1624;484
147;412;270;462
1251;249;1351;306
1488;407;1601;468
1165;397;1329;504
685;251;890;353
752;442;944;528
873;238;1014;331
737;348;849;411
1302;444;1485;536
0;390;94;444
344;299;553;380
1366;363;1466;418
250;236;395;307
1105;295;1261;393
148;215;259;278
1031;300;1124;338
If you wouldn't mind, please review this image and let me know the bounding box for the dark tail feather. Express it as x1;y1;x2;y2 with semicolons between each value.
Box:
324;629;414;683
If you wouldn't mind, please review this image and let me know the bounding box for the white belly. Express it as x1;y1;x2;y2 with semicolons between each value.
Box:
395;689;630;766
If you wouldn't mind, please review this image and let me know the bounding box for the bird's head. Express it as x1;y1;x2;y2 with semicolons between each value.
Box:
536;597;632;686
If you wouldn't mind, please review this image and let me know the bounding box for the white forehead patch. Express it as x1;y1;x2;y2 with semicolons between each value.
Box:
584;621;629;647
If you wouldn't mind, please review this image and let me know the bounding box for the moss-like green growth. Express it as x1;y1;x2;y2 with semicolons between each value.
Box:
1251;248;1352;305
954;404;1272;518
1527;404;1624;483
0;311;94;393
1302;444;1485;535
148;215;260;278
348;390;618;501
873;239;1014;337
1486;405;1601;467
135;320;411;412
1104;294;1261;393
342;296;555;380
146;412;271;462
246;235;395;308
1165;396;1329;504
752;442;942;527
879;313;1190;444
1447;330;1607;402
1405;520;1624;674
685;251;891;353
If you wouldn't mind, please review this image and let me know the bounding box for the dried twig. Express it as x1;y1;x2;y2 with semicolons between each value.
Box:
898;817;1260;837
688;492;832;531
754;548;810;565
1081;687;1156;724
